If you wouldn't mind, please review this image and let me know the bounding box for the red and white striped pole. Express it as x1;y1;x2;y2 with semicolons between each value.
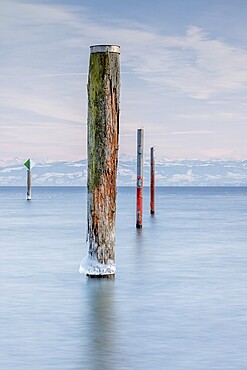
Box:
150;147;155;214
136;128;144;228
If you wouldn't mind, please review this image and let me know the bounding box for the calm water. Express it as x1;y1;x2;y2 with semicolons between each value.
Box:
0;186;247;370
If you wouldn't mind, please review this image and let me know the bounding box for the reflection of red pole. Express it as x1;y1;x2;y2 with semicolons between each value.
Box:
136;129;144;228
150;147;155;214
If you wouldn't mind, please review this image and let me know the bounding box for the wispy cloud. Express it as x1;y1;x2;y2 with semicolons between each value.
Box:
175;112;247;122
171;130;214;135
3;1;247;100
124;25;247;99
1;0;247;161
2;89;84;124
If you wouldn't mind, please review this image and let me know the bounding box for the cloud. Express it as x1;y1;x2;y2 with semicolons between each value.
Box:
171;130;214;135
2;89;83;125
1;1;247;161
0;166;23;173
114;24;247;100
175;112;247;123
3;2;247;101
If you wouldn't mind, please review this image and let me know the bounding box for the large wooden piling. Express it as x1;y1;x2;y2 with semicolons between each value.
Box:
80;45;120;278
136;128;144;228
150;147;155;214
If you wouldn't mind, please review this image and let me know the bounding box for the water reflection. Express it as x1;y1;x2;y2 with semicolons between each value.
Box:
86;278;116;370
2;187;247;370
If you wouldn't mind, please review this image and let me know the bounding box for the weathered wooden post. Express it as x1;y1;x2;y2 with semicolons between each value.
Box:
24;159;34;200
27;170;31;200
150;147;155;214
80;45;120;278
136;128;144;228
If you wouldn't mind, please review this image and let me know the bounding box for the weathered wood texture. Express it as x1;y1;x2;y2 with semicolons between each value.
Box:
136;128;144;228
27;170;31;200
150;147;155;214
87;45;120;275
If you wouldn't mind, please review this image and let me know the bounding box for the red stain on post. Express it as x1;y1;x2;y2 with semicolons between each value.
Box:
150;147;155;214
136;178;143;227
136;129;144;228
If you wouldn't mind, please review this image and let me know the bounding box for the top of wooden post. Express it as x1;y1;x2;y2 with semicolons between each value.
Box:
90;45;120;54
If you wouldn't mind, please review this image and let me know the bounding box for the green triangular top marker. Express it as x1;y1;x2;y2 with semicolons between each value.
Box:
24;159;34;170
24;159;30;170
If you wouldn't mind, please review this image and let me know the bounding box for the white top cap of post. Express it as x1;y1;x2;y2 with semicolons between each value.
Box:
90;45;120;54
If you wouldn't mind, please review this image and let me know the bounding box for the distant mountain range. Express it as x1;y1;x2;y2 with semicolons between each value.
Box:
0;156;246;186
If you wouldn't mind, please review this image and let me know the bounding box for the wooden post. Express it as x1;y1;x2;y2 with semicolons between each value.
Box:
27;169;31;200
24;159;34;200
80;45;120;278
136;128;144;228
150;147;155;214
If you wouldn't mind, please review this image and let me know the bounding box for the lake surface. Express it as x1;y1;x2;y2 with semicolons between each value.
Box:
1;186;247;370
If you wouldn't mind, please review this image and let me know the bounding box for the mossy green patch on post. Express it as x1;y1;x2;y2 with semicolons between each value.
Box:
87;52;118;190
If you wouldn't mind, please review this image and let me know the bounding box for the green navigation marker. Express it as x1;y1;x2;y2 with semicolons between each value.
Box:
24;159;34;171
24;159;34;200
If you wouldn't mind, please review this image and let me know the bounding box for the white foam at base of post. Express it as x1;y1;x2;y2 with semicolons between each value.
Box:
79;254;116;276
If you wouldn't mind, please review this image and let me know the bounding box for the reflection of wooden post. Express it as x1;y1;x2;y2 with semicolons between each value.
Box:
150;147;155;214
27;170;31;200
80;45;120;278
87;279;115;366
136;128;144;228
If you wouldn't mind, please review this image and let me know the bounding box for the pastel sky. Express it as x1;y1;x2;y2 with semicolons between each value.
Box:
1;0;247;161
